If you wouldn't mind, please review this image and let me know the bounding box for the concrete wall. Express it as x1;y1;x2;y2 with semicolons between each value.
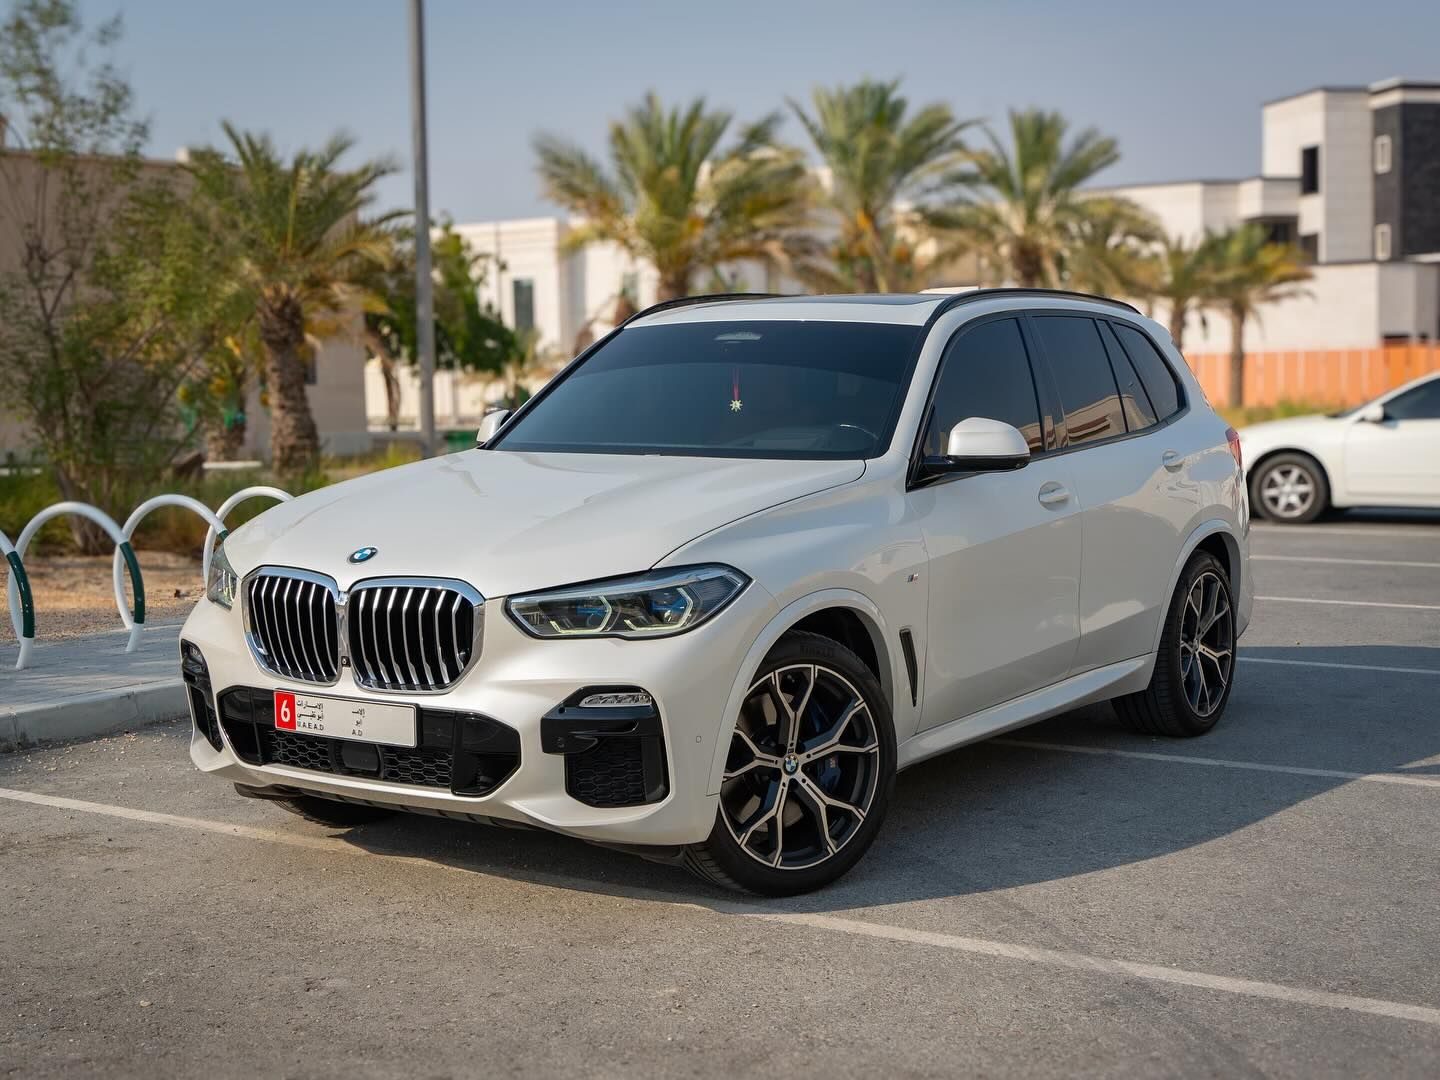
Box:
1156;259;1438;360
1322;93;1377;261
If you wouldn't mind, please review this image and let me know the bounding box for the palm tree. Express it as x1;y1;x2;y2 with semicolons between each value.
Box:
789;79;971;292
1060;195;1163;301
1142;233;1226;352
1204;224;1312;407
534;94;812;301
945;109;1133;288
186;123;399;473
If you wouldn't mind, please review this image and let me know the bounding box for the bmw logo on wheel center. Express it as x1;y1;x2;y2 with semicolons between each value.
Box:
348;546;378;564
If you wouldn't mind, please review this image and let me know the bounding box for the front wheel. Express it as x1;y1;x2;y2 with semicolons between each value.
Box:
1113;551;1236;737
683;631;895;896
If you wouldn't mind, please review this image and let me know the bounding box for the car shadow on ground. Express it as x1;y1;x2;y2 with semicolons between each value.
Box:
337;643;1440;913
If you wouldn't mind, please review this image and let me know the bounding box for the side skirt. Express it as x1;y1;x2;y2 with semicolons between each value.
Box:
896;655;1152;771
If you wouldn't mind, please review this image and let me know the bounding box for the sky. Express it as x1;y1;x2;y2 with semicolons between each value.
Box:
95;0;1440;223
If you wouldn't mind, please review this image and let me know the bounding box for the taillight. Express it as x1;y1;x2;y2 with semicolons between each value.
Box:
1225;427;1242;472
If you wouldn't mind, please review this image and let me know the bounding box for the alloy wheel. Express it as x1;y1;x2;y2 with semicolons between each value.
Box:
720;664;881;871
1259;463;1316;519
1178;570;1233;718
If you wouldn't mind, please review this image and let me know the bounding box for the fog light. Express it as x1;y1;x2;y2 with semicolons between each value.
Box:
578;691;653;709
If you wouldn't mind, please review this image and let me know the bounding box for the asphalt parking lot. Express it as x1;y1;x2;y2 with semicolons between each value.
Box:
3;515;1438;1079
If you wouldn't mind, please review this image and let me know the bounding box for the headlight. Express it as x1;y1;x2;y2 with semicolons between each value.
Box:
207;544;239;609
507;565;748;639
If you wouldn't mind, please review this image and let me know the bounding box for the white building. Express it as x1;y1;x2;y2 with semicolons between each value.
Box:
1094;78;1440;355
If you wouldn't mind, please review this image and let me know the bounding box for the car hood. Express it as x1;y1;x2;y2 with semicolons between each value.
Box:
1237;414;1337;454
223;450;865;598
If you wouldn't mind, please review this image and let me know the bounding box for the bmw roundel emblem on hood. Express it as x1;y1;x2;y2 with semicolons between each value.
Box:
348;546;378;564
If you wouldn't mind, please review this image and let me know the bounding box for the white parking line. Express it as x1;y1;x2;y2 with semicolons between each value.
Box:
1238;659;1440;676
1252;555;1440;569
1256;595;1440;611
1240;656;1440;677
990;739;1440;789
751;913;1440;1028
1251;524;1440;539
5;784;1440;1028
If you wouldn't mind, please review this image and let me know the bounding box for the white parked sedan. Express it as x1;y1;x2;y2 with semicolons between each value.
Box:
1239;371;1440;523
184;290;1252;894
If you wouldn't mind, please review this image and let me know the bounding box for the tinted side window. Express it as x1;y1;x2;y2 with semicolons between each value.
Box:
1033;316;1125;446
923;318;1043;457
1384;378;1440;421
1112;322;1182;420
1098;321;1158;431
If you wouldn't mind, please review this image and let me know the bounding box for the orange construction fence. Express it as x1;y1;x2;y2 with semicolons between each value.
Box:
1184;343;1440;408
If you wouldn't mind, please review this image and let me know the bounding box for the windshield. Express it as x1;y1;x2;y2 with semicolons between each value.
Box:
493;320;923;459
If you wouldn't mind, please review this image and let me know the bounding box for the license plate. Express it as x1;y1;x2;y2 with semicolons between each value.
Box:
273;690;416;748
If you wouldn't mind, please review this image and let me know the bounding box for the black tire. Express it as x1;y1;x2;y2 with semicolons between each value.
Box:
683;630;895;896
1249;452;1329;523
237;785;397;827
1114;551;1236;737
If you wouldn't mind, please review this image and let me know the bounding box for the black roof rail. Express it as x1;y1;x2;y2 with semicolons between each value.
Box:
931;287;1141;317
624;292;780;326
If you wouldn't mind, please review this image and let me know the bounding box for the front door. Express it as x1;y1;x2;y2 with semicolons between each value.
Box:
912;317;1082;730
1344;377;1440;505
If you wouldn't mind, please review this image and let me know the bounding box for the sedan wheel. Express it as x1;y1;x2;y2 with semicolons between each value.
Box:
684;631;895;895
1251;453;1329;523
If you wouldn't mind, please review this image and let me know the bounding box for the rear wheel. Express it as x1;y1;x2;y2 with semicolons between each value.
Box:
1114;551;1236;737
683;631;895;896
1250;452;1328;523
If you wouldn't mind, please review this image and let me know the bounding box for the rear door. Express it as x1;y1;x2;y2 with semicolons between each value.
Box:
1343;377;1440;505
911;315;1082;729
1027;314;1194;673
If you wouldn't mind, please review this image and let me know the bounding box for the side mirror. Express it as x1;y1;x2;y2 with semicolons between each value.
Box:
475;408;512;447
928;417;1031;473
1357;402;1386;423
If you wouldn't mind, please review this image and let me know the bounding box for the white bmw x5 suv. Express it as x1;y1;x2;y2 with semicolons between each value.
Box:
184;289;1252;895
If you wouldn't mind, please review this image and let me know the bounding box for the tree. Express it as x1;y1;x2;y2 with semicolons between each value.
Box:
534;93;813;300
185;124;399;474
1144;233;1224;352
1060;195;1163;300
945;109;1138;288
1204;224;1312;407
496;327;548;411
789;79;971;292
364;221;514;430
0;0;238;550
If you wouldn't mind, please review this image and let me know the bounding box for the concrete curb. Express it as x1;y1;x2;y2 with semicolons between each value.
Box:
0;680;187;752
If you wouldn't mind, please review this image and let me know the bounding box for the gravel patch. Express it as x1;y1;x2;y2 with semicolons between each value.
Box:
1;551;201;640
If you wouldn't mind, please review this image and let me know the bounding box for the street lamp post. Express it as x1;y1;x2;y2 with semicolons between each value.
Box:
408;0;437;457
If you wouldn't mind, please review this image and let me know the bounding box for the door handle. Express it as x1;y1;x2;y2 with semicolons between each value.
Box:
1037;482;1070;507
1162;450;1184;472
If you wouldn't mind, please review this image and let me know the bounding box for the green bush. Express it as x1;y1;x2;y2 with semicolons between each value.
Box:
0;465;331;558
1219;399;1341;429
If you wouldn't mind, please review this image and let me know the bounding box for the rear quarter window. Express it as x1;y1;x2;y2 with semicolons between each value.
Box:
1111;322;1183;420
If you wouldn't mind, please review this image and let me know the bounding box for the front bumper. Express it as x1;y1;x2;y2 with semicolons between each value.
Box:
180;581;777;847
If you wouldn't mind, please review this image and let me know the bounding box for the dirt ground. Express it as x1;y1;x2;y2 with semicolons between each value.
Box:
0;551;202;641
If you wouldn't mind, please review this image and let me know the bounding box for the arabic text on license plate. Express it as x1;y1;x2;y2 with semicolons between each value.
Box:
273;690;416;748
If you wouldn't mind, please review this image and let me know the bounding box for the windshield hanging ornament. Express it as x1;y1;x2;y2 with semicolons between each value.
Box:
730;367;743;412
